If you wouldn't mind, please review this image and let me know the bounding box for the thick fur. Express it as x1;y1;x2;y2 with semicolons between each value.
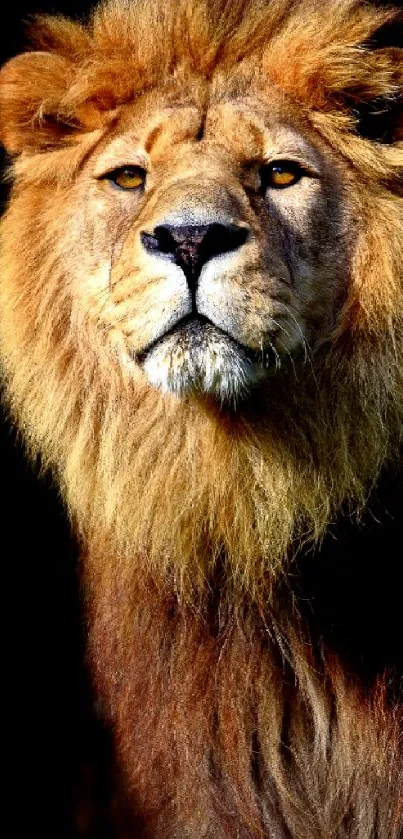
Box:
0;1;403;837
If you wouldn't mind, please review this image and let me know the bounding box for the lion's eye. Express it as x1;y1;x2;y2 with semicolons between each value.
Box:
107;166;146;190
260;161;303;191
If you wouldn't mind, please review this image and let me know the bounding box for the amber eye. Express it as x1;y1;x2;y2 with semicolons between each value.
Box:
107;166;146;190
260;161;303;191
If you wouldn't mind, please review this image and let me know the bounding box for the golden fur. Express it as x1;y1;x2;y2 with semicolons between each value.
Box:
0;1;402;836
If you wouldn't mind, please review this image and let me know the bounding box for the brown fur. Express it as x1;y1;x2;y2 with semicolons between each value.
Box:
0;1;402;836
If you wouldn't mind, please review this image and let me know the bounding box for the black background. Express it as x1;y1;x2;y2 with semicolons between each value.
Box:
1;2;402;838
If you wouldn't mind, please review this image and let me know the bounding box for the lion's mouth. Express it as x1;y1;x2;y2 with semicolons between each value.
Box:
134;315;275;403
136;314;262;366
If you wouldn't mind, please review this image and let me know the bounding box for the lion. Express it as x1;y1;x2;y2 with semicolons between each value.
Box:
0;0;402;835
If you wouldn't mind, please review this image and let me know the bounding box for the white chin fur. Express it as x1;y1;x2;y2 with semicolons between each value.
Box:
140;329;262;405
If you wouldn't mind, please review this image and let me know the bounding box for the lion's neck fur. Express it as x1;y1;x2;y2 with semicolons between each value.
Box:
85;560;403;839
72;361;399;600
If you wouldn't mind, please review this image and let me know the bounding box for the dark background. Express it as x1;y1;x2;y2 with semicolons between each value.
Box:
1;2;402;838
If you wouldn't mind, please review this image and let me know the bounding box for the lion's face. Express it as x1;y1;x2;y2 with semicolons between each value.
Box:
68;84;350;403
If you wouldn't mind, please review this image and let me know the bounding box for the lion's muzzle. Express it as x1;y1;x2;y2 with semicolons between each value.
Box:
137;218;262;402
141;221;249;297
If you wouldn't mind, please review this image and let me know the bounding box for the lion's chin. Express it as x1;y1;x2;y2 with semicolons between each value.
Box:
138;319;266;404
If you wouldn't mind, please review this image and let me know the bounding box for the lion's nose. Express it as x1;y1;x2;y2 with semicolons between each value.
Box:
140;222;248;289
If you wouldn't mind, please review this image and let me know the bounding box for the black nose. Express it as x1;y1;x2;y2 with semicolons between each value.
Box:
141;222;248;289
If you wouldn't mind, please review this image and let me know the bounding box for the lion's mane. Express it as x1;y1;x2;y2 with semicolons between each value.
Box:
1;1;402;837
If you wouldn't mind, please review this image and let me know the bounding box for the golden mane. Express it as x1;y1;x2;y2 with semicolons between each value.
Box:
1;1;403;836
2;0;402;122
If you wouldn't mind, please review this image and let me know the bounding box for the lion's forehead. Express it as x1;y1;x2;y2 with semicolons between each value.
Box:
92;87;326;178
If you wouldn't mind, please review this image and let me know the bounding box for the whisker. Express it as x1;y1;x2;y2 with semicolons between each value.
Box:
270;317;298;380
280;306;319;391
260;335;281;372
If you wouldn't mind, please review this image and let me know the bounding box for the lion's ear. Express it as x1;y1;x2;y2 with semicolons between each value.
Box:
0;50;79;154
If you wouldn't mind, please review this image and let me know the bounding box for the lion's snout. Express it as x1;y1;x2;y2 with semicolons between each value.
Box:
141;221;249;291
